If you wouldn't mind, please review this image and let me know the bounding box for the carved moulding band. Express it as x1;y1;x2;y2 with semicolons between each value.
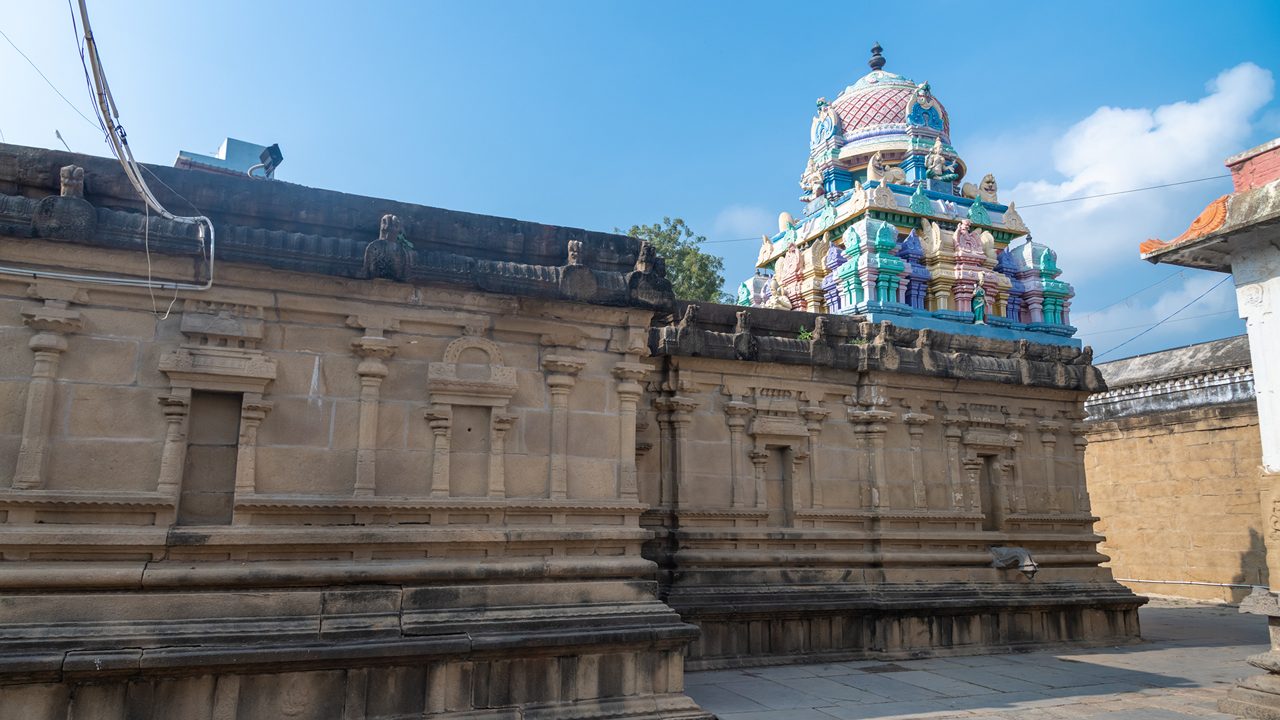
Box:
159;348;277;393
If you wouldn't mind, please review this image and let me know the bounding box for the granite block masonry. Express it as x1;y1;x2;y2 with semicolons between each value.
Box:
0;142;1139;719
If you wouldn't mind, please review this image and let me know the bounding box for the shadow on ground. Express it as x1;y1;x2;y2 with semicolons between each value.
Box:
685;599;1271;720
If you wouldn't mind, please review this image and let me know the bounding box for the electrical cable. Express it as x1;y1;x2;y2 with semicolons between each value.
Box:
1094;275;1233;360
1075;271;1185;320
0;26;99;129
1082;309;1237;336
0;1;217;295
1019;175;1231;208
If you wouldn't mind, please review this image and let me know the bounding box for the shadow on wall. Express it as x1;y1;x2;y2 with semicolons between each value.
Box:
1232;527;1270;604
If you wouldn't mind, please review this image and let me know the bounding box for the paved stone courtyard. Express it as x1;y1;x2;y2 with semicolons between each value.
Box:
686;597;1268;719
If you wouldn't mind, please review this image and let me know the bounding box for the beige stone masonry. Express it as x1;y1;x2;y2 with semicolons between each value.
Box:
543;351;585;500
348;315;399;497
11;283;84;490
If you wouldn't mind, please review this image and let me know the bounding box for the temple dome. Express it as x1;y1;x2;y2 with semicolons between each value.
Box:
832;69;951;146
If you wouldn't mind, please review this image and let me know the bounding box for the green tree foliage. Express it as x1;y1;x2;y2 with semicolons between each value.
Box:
621;217;728;302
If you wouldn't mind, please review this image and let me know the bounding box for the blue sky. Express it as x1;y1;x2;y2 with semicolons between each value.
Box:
3;0;1279;359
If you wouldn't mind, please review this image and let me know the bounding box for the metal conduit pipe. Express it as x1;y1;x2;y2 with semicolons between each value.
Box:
1115;578;1263;590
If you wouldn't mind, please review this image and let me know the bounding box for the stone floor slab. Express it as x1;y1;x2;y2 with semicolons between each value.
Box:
686;597;1271;719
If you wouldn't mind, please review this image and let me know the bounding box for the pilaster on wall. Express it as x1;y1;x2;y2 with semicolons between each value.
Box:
12;283;85;490
654;394;698;508
156;391;191;497
902;409;935;508
723;398;754;508
349;315;399;497
613;363;649;502
542;353;584;500
800;404;830;509
1038;418;1062;513
848;406;893;509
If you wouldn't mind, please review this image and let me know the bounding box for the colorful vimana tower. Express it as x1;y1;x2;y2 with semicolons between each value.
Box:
737;44;1077;346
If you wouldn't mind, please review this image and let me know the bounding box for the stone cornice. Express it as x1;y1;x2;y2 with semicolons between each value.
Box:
652;302;1102;392
1085;364;1254;421
0;160;675;312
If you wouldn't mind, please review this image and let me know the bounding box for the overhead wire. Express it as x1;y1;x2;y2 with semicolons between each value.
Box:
0;25;98;130
1075;270;1185;321
0;1;216;295
1019;175;1231;208
1094;275;1233;361
1082;309;1237;337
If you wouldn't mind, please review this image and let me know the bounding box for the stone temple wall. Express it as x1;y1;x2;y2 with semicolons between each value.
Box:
1085;335;1266;604
641;304;1140;669
0;143;1140;718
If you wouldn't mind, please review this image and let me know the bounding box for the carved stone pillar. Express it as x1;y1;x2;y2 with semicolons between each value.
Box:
1037;419;1062;512
351;323;397;497
788;447;809;520
425;407;452;498
12;300;82;489
963;457;984;515
903;411;934;509
850;408;893;509
1005;418;1028;513
800;405;829;508
1069;418;1089;513
489;413;514;498
233;395;272;496
543;355;584;500
156;390;192;496
749;448;768;510
724;399;753;507
613;363;649;502
942;413;968;510
655;396;697;508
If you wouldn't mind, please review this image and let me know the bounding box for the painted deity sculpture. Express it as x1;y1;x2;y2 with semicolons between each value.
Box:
972;283;987;324
735;44;1077;344
925;138;960;183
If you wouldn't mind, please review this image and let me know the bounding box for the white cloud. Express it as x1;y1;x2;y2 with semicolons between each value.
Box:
1007;62;1273;282
712;204;774;241
965;62;1272;357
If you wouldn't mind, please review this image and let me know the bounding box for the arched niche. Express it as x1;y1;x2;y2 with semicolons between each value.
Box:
425;335;518;499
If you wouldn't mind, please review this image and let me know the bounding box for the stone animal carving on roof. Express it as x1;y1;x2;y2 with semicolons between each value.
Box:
867;151;906;185
633;241;662;275
567;238;583;266
962;173;998;203
60;165;85;198
32;164;95;241
362;213;411;282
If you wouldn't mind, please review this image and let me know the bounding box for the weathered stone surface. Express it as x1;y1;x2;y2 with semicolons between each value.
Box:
0;143;1133;716
1086;335;1267;604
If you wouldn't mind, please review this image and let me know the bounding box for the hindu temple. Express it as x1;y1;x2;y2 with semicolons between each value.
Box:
738;44;1077;347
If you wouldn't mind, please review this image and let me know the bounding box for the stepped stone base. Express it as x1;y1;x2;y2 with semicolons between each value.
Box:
0;566;713;720
1221;673;1280;720
670;583;1143;670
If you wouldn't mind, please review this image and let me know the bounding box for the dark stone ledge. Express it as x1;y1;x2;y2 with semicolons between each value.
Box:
651;300;1105;392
